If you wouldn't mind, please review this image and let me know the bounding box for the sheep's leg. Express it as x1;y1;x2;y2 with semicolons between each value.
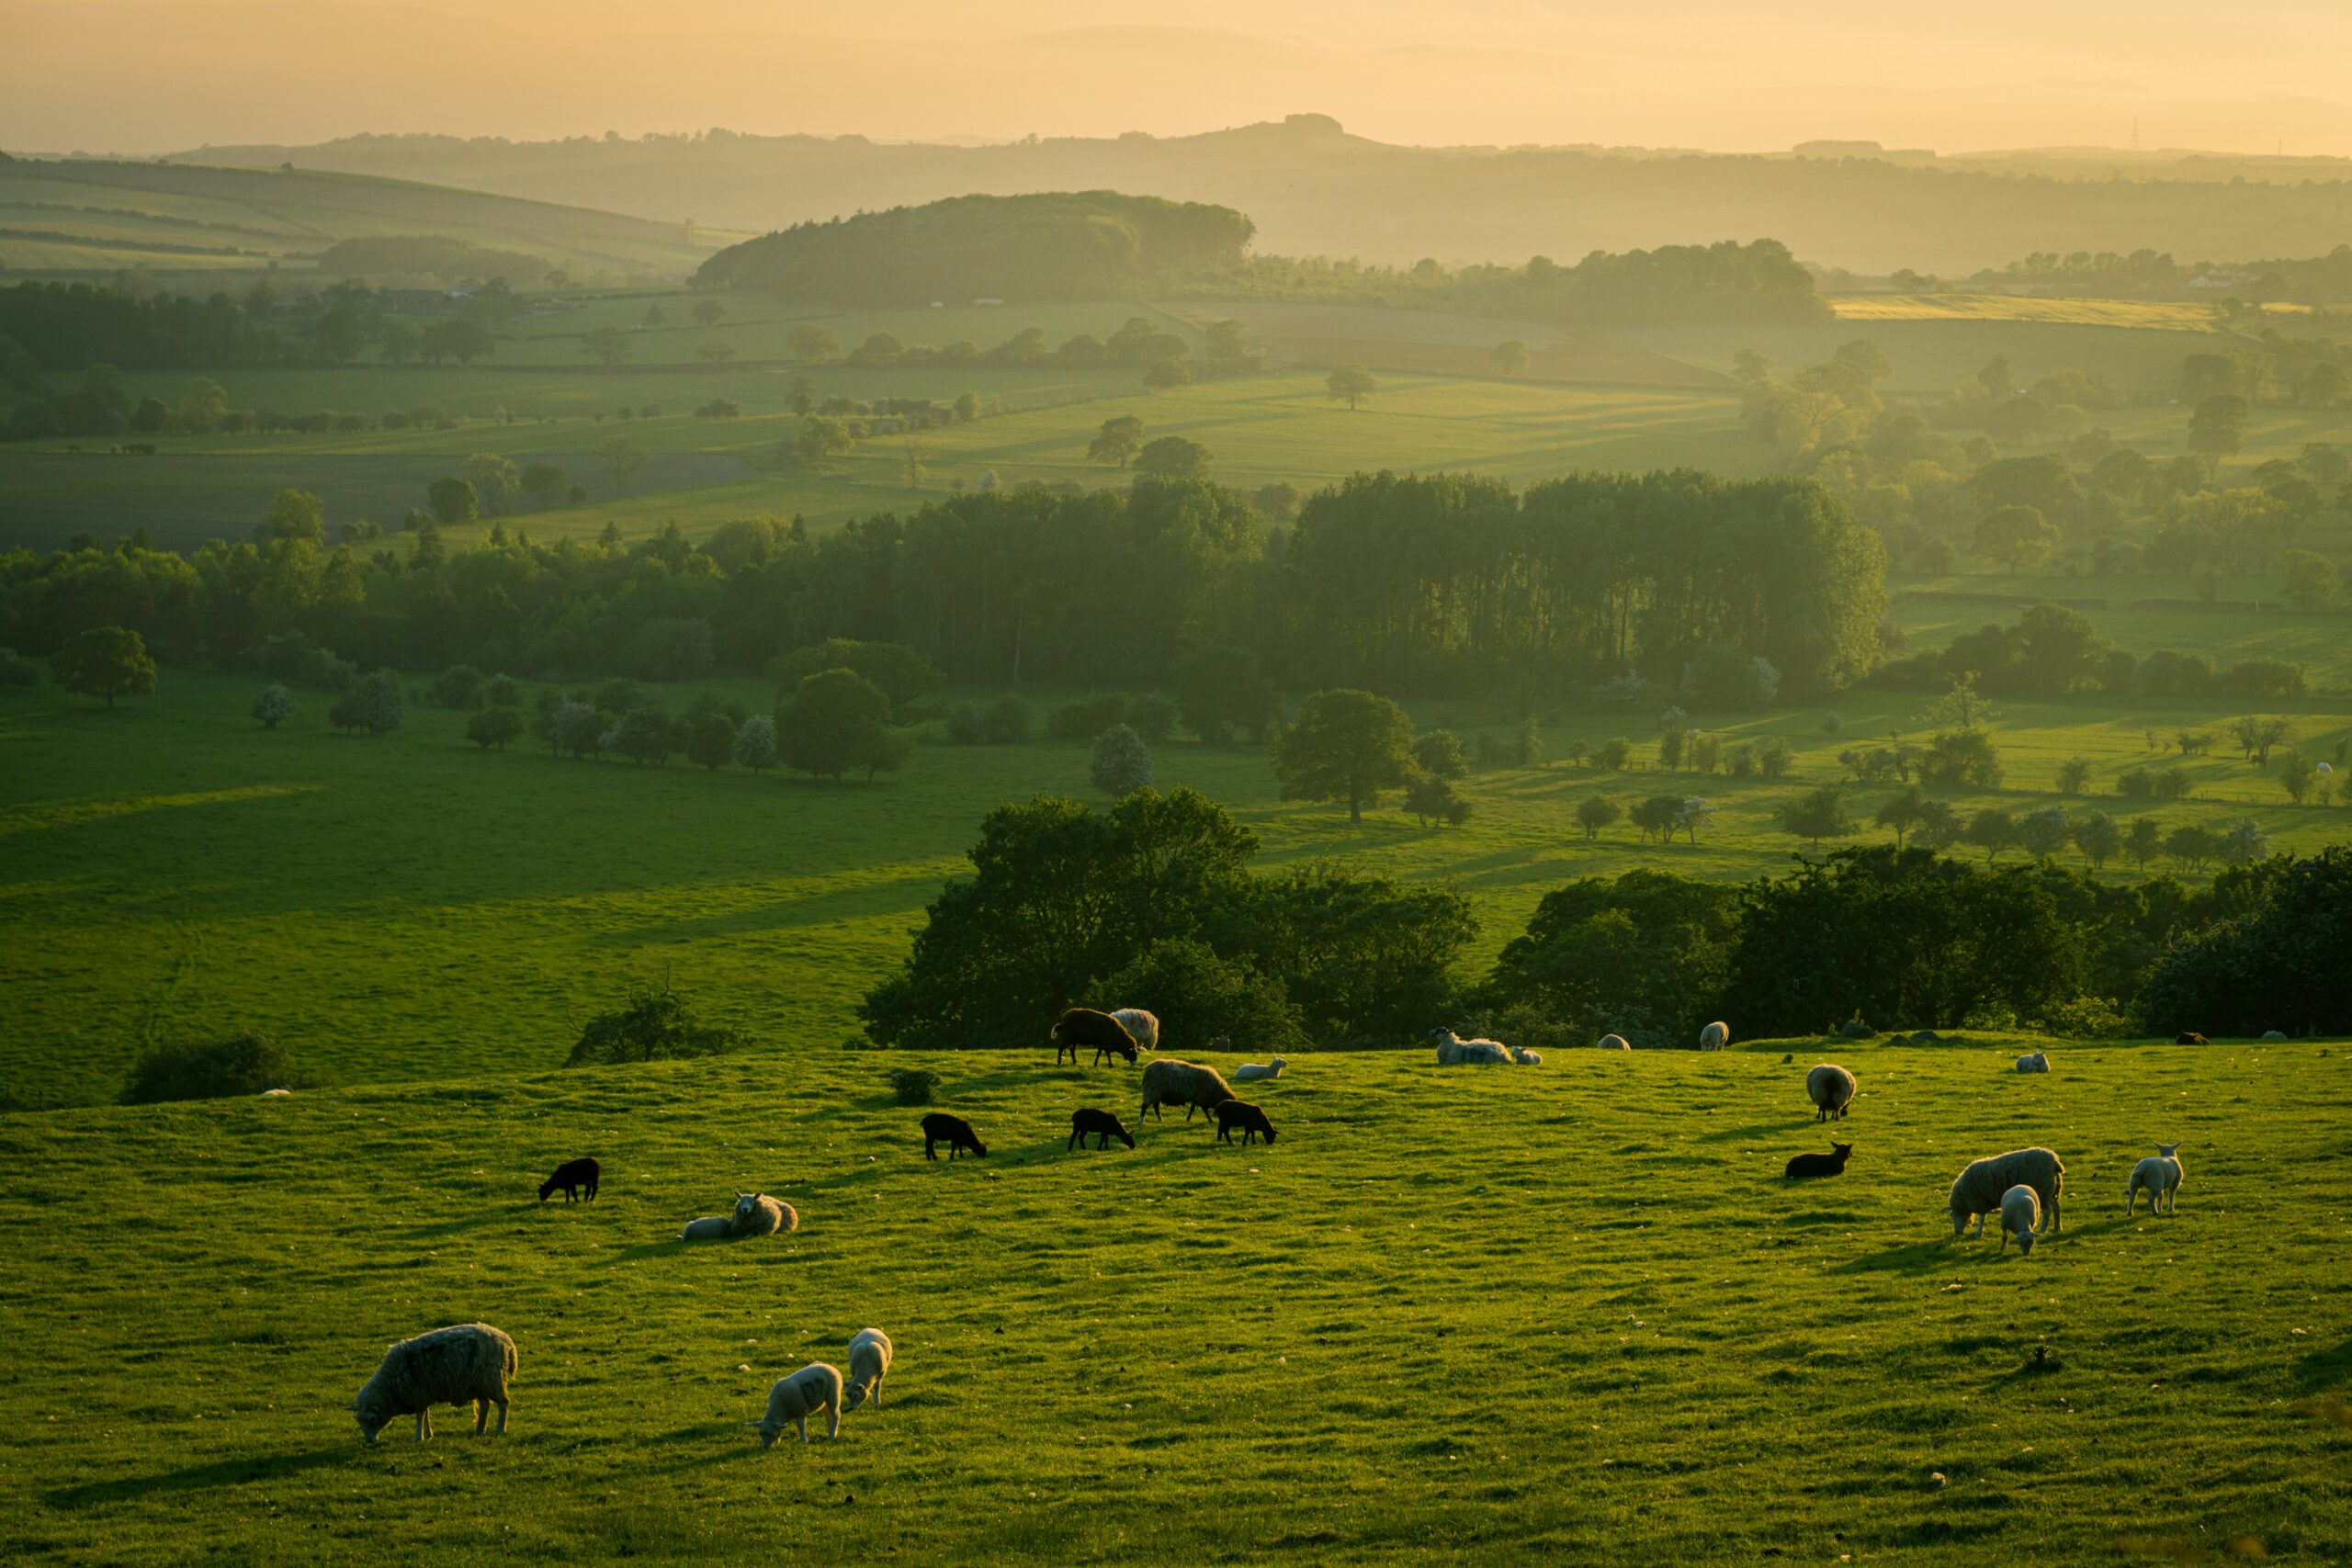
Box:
1068;1132;1079;1151
474;1398;490;1435
872;1376;883;1408
494;1396;508;1435
797;1414;808;1444
825;1404;841;1439
924;1140;936;1161
416;1409;432;1443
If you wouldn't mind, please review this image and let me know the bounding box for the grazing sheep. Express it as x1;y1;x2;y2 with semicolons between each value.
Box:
258;1087;292;1097
2015;1052;2050;1074
729;1191;796;1237
350;1323;516;1444
681;1216;732;1242
1213;1099;1277;1145
1998;1185;2042;1256
1109;1008;1160;1054
2261;1030;2289;1043
1783;1142;1853;1179
1838;1020;1874;1040
2176;1032;2209;1045
1430;1029;1512;1066
1806;1063;1857;1122
1233;1056;1286;1082
537;1156;601;1203
1052;1007;1139;1066
752;1363;843;1447
1699;1021;1731;1051
843;1328;893;1412
1510;1047;1543;1066
1069;1107;1136;1151
921;1112;988;1160
1949;1147;2065;1239
1139;1059;1236;1122
1598;1034;1632;1051
2126;1144;2185;1216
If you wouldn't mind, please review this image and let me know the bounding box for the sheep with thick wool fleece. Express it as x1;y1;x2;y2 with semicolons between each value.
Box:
844;1328;893;1412
1950;1147;2065;1238
729;1191;796;1237
1598;1034;1632;1051
1139;1058;1237;1122
350;1323;516;1444
2016;1052;2050;1073
1699;1021;1731;1051
1806;1063;1857;1121
1998;1185;2042;1256
1430;1029;1511;1066
752;1363;842;1446
1109;1008;1159;1053
2126;1144;2185;1215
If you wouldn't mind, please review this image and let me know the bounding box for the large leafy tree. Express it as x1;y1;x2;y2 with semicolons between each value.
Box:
1480;869;1739;1049
776;667;905;782
1269;689;1415;824
50;626;156;708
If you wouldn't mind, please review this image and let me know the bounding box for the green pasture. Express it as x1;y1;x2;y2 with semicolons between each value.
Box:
3;672;2346;1109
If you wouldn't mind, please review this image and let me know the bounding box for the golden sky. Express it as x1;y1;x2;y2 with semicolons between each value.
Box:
6;0;2351;156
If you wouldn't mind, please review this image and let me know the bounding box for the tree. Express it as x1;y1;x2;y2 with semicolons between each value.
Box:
567;983;742;1066
1269;689;1415;824
794;417;854;468
50;626;156;709
954;391;982;423
2187;393;2247;456
786;375;817;416
1962;807;2018;863
425;475;479;525
2217;818;2270;869
691;299;725;329
582;327;632;367
731;714;778;773
466;706;524;750
1203;319;1260;372
1575;795;1622;840
2073;810;2121;870
1173;643;1278;743
786;324;840;363
177;377;228;432
778;668;903;782
2278;548;2339;611
605;706;673;764
686;711;737;770
521;460;572;509
767;638;943;713
1874;784;1929;847
2278;750;2318;804
252;682;296;729
379;320;419;365
1134;435;1211;479
1403;772;1472;826
1491;340;1532;377
1781;785;1856;851
2125;816;2164;871
1326;363;1377;411
696;339;735;364
465;454;520;515
424;318;493;366
1088;415;1146;467
1674;796;1715;843
327;670;404;734
848;333;908;368
599;434;648;495
1972;504;2058;572
2165;822;2217;871
2019;805;2072;859
2228;715;2290;767
1411;730;1468;780
260;488;324;543
1140;356;1191;394
2054;756;2093;795
1923;728;2004;789
1091;724;1153;795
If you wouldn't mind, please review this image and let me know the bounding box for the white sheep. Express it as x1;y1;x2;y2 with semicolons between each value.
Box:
1430;1029;1512;1066
258;1088;292;1097
1806;1063;1857;1121
1998;1184;2042;1256
1110;1008;1160;1053
1232;1057;1286;1082
681;1216;732;1241
2015;1052;2050;1073
1597;1033;1631;1051
1949;1147;2065;1238
1510;1046;1543;1066
2125;1144;2184;1216
843;1327;893;1412
729;1192;797;1238
752;1362;843;1446
350;1323;516;1444
2261;1030;2288;1043
1698;1021;1730;1051
1139;1058;1238;1122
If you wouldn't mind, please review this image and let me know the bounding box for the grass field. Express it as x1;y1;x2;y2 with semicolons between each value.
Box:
1829;294;2230;330
0;1035;2346;1565
5;672;2347;1110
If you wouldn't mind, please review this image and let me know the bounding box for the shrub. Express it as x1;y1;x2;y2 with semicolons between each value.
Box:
1412;729;1469;780
1403;772;1472;827
566;984;743;1066
945;704;987;744
252;683;297;729
982;696;1033;743
327;671;404;735
731;715;778;772
1129;691;1179;742
2054;756;2092;795
1049;694;1130;741
120;1032;307;1104
1091;724;1153;795
424;664;484;708
482;673;520;707
889;1067;944;1106
1683;643;1781;709
466;706;524;750
0;648;37;690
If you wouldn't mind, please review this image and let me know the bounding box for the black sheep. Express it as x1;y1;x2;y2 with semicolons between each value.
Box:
1782;1143;1852;1179
537;1156;601;1202
921;1112;988;1161
1213;1100;1277;1146
1053;1007;1138;1066
1068;1108;1136;1151
2176;1031;2209;1045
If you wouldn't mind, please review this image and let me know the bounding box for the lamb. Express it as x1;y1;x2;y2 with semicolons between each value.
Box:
751;1363;843;1447
1430;1029;1511;1066
1699;1021;1731;1051
1109;1008;1160;1054
1948;1147;2065;1239
1052;1007;1139;1066
1598;1034;1632;1051
1069;1107;1136;1151
537;1156;601;1203
843;1327;893;1412
729;1191;796;1237
2015;1052;2050;1074
921;1112;988;1160
2126;1144;2185;1216
1510;1047;1543;1066
350;1322;516;1444
1806;1063;1857;1121
1139;1058;1236;1122
1783;1142;1853;1179
681;1216;732;1241
2261;1030;2289;1043
1998;1184;2042;1256
1213;1099;1277;1145
1232;1057;1286;1082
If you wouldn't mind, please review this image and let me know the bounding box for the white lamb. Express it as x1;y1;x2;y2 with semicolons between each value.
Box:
752;1363;843;1446
2015;1052;2050;1073
1232;1057;1285;1082
1998;1184;2042;1256
2125;1144;2184;1216
1698;1021;1730;1051
1597;1034;1631;1051
1510;1047;1543;1066
843;1328;893;1412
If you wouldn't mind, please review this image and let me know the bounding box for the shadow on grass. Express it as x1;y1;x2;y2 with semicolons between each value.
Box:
46;1445;347;1509
1827;1237;1966;1276
2296;1334;2352;1395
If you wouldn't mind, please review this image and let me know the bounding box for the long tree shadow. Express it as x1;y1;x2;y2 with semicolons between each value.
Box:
46;1445;347;1510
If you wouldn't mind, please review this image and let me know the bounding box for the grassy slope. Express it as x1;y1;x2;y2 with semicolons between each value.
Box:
5;673;2347;1108
0;1040;2345;1565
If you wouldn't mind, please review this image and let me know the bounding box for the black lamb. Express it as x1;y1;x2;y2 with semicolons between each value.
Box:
1783;1143;1853;1179
1068;1108;1136;1151
1213;1100;1277;1146
537;1156;601;1202
921;1112;988;1161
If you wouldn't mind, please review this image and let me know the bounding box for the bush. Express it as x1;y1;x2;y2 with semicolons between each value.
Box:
467;706;524;750
1091;938;1306;1055
0;647;37;690
566;984;744;1066
252;682;297;728
622;618;715;682
1683;643;1781;709
1412;729;1469;780
1129;691;1179;742
327;671;405;735
944;704;987;744
695;398;742;419
982;696;1034;743
1091;724;1153;795
1049;694;1131;741
482;672;520;707
120;1032;307;1103
424;664;484;708
889;1067;944;1106
1404;772;1472;827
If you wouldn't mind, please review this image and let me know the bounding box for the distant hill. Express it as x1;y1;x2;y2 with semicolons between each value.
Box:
696;191;1253;303
0;158;727;280
160;118;2352;275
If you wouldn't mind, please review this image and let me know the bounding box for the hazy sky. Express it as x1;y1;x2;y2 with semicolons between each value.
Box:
8;0;2352;156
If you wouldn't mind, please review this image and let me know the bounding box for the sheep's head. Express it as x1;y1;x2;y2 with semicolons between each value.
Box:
733;1192;761;1219
2014;1227;2036;1257
1831;1143;1853;1160
2157;1143;2182;1159
352;1398;392;1443
750;1417;782;1449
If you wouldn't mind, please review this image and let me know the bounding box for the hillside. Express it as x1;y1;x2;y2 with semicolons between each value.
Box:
0;159;726;280
161;118;2352;274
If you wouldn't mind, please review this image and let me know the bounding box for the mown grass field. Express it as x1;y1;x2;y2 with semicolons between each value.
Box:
0;1036;2346;1566
1828;294;2229;330
5;672;2347;1109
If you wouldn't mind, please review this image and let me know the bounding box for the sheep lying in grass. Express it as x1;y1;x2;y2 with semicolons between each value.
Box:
1510;1047;1542;1066
537;1156;600;1203
752;1363;842;1447
1783;1142;1852;1179
1213;1099;1277;1146
921;1112;988;1160
681;1216;731;1241
1806;1063;1857;1121
2126;1144;2185;1216
2261;1030;2289;1043
1110;1008;1159;1054
1139;1059;1235;1122
1430;1029;1512;1066
1998;1185;2042;1256
1069;1107;1136;1150
1950;1147;2065;1239
1053;1007;1139;1066
2015;1052;2050;1074
729;1192;796;1237
1699;1021;1731;1051
1232;1057;1286;1082
351;1323;516;1444
844;1328;893;1412
1598;1034;1631;1051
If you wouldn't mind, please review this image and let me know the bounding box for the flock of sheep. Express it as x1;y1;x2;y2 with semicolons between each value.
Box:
348;1005;2196;1448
